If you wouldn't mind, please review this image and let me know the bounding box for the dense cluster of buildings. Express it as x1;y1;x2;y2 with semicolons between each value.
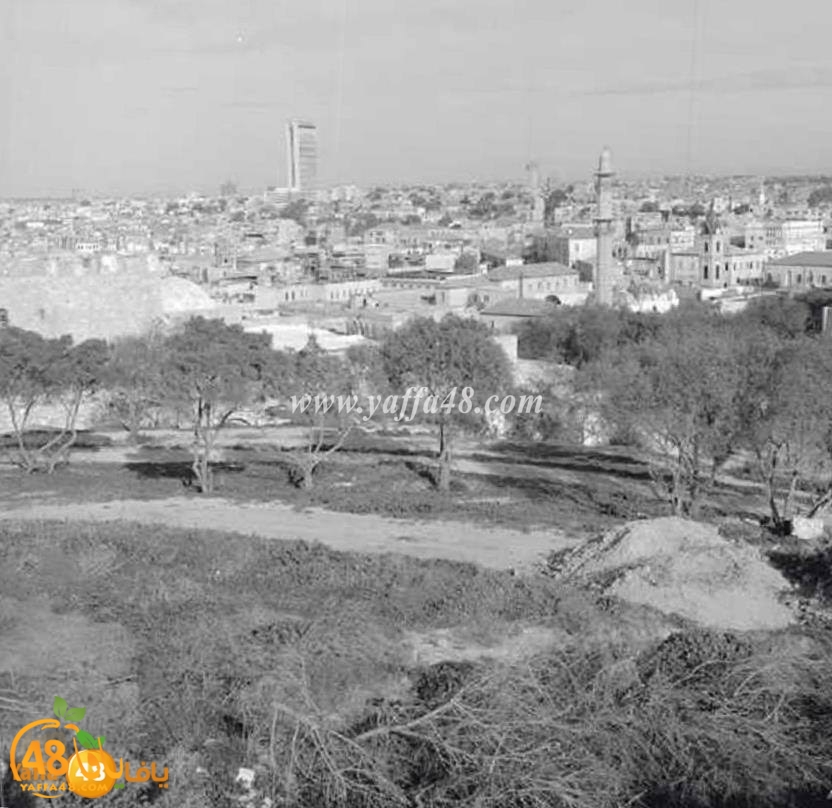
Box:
3;120;832;357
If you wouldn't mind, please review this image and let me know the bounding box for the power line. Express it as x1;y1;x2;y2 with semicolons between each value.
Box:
684;0;702;183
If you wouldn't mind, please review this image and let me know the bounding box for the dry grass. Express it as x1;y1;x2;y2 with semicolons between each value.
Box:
2;520;831;808
253;632;832;808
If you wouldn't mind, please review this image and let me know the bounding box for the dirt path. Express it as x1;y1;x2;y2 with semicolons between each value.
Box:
0;497;578;572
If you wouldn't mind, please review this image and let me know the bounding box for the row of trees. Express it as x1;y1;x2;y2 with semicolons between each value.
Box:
518;295;814;368
0;315;514;494
5;295;829;526
572;299;832;527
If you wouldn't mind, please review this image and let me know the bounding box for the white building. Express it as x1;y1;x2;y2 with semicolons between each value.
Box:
285;119;318;195
764;219;825;259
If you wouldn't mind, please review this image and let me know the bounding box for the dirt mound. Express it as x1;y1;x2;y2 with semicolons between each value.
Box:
548;517;795;631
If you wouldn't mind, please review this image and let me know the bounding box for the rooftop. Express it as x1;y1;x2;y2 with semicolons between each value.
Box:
556;225;596;239
488;262;575;282
768;251;832;268
481;298;558;317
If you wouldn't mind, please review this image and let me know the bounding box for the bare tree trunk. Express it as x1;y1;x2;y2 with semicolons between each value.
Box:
191;398;214;493
767;477;781;527
807;485;832;518
781;470;799;524
437;419;451;493
7;399;36;472
202;404;215;494
201;436;214;493
709;455;722;488
671;470;685;515
668;439;687;515
755;446;785;530
300;457;315;489
191;400;203;490
45;389;84;473
191;440;206;492
686;441;701;518
126;398;143;444
289;423;354;490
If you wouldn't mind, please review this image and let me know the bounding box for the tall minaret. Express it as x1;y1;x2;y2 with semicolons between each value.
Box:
526;161;545;224
594;146;615;306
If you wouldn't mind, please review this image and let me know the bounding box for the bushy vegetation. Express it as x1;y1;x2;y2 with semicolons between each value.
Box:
1;521;830;808
381;315;513;490
807;185;832;208
517;297;814;368
2;312;519;497
516;303;666;367
524;297;832;525
0;328;108;472
7;296;831;527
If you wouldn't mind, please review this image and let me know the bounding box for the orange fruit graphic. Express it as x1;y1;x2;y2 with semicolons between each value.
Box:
66;749;118;799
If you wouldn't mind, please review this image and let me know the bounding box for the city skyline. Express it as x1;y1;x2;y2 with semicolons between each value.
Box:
3;0;832;197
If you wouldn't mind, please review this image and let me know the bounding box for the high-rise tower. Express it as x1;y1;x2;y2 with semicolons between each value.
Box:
593;146;615;306
286;120;318;196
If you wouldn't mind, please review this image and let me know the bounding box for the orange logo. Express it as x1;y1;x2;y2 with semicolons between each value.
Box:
8;697;168;799
66;748;119;799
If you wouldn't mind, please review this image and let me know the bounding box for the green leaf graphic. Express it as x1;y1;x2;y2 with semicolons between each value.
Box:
65;707;86;723
53;697;67;720
114;783;125;790
97;735;106;749
76;730;97;750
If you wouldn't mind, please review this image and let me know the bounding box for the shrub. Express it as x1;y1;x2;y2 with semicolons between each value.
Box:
261;633;832;808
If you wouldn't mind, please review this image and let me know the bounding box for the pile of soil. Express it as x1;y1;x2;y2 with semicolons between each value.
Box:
548;517;795;631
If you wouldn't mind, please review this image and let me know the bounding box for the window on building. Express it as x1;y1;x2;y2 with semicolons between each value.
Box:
703;264;709;280
797;275;802;285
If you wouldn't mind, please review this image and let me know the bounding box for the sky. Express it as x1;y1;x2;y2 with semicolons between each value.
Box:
2;0;832;196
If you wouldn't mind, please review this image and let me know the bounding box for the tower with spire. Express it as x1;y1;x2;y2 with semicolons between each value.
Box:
593;147;615;306
700;199;728;288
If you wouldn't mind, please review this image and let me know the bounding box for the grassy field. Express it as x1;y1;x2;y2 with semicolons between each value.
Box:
1;519;831;808
0;428;762;538
2;430;831;806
